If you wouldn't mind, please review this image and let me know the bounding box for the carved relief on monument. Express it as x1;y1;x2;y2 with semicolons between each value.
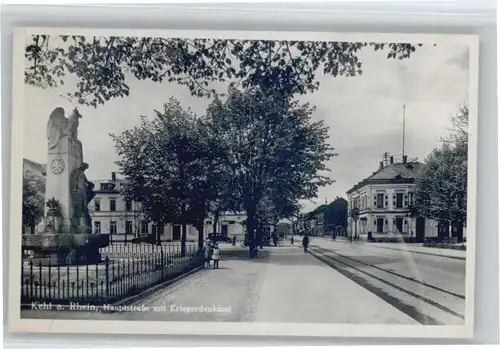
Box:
50;157;66;174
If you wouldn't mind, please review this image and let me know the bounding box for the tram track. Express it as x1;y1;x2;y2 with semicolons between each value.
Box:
309;245;465;325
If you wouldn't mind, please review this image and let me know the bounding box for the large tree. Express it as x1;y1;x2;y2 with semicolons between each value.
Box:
111;98;221;253
444;105;469;145
25;35;424;107
23;171;46;234
206;86;336;256
415;141;467;242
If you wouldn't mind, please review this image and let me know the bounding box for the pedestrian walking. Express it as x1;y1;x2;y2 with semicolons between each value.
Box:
204;240;213;269
212;243;221;269
302;234;309;253
291;235;294;245
232;235;236;246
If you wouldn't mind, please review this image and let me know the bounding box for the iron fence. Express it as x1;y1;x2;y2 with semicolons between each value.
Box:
21;244;203;306
98;242;198;259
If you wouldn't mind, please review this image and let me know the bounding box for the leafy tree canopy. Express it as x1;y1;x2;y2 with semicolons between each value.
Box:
111;98;216;227
111;96;239;242
416;141;467;224
443;105;469;145
206;86;337;239
23;171;46;230
25;35;425;107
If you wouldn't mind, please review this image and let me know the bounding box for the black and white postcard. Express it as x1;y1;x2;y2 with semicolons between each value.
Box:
8;28;479;339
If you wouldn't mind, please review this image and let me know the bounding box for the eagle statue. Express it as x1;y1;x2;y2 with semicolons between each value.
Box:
46;107;82;149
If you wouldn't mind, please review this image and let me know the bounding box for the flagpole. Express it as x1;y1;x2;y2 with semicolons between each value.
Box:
402;105;406;159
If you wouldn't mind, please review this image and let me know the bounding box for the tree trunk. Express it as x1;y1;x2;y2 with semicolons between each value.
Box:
245;207;258;258
212;209;220;235
156;224;161;246
181;224;187;257
453;220;464;243
196;221;204;252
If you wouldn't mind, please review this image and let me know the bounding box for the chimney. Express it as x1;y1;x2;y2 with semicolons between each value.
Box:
403;155;408;164
390;156;394;164
111;172;116;181
379;161;384;170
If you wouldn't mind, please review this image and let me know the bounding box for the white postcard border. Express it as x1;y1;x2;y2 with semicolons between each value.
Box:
8;27;480;339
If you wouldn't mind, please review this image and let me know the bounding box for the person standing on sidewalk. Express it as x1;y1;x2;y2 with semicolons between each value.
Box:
302;234;309;253
204;240;213;269
212;243;221;269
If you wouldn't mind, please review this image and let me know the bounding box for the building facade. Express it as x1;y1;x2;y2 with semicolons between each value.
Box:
88;172;247;242
346;155;467;242
299;197;348;237
23;158;47;177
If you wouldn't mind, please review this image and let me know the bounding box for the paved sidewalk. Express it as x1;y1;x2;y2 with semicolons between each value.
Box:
296;236;466;260
22;247;270;322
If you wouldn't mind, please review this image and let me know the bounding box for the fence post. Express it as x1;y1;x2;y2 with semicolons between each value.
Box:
160;250;164;280
105;257;110;299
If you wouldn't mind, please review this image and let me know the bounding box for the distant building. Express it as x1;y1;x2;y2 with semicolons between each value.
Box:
23;158;46;177
300;197;348;236
325;197;348;236
345;155;460;242
275;222;291;236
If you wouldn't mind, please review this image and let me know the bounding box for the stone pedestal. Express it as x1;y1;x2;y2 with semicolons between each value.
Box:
23;233;110;266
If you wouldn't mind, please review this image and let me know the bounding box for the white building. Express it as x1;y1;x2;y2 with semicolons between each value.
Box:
89;172;247;242
23;158;46;177
345;155;457;242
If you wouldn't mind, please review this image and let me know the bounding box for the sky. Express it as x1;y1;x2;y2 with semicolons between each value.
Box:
23;37;470;214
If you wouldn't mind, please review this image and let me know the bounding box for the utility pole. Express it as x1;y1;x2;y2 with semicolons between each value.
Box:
402;104;406;159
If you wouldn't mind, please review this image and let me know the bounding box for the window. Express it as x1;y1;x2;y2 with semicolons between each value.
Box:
110;199;116;212
376;193;384;208
125;221;133;234
395;217;403;233
110;221;116;234
376;218;384;233
100;183;108;191
396;193;404;208
125;200;132;212
94;221;101;234
141;221;149;235
94;199;101;212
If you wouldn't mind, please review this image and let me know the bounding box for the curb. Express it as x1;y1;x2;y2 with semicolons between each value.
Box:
21;265;205;312
308;237;466;261
367;245;466;261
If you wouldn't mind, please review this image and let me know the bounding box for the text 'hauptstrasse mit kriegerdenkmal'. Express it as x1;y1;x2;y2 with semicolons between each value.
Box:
30;301;232;313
